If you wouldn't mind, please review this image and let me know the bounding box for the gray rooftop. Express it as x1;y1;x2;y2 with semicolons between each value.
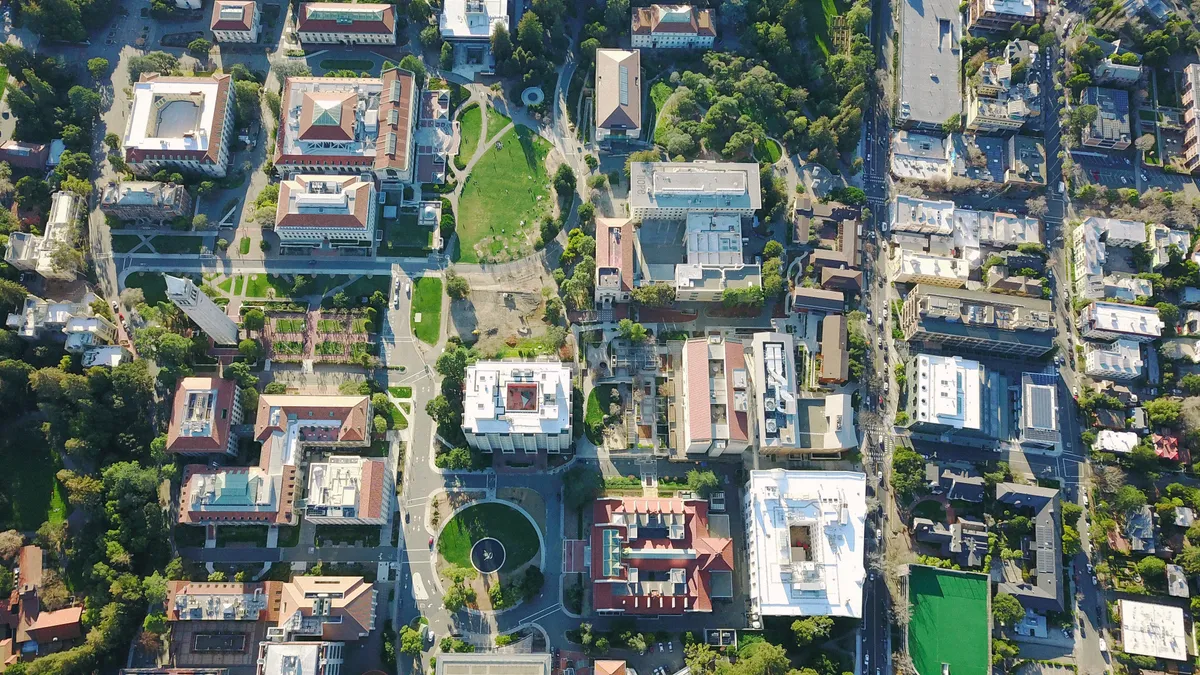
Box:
996;482;1063;613
897;0;962;128
1082;87;1131;146
904;284;1056;349
629;162;762;213
437;653;552;675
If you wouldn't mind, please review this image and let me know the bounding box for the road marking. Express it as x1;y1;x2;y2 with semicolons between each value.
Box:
412;573;429;601
519;603;563;625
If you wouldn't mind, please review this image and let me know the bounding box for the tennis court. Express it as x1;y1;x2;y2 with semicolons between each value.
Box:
908;566;990;675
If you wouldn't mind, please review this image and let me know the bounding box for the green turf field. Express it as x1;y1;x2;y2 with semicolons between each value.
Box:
908;566;990;675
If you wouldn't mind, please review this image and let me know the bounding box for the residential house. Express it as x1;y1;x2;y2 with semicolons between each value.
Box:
995;483;1063;612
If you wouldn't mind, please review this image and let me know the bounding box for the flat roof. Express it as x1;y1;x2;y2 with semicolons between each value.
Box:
912;354;982;430
1120;599;1187;661
436;653;552;675
1083;301;1164;338
462;360;571;435
897;0;962;127
630;162;761;212
124;75;227;156
745;470;866;619
1083;87;1131;145
440;0;507;40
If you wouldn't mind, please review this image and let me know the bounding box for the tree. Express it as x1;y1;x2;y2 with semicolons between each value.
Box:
238;339;261;363
891;446;926;501
1135;133;1156;152
0;530;22;561
685;643;720;675
1145;397;1182;426
791;615;834;646
992;592;1023;626
686;469;719;497
408;0;431;22
563;465;603;509
1157;302;1180;327
1137;555;1166;582
1062;524;1082;556
446;270;470;299
1114;485;1148;512
399;625;423;655
225;361;258;388
420;25;441;48
56;469;103;509
188;38;213;55
435;345;474;385
243;308;266;332
763;240;784;260
398;54;426;88
632;283;675;307
68;85;102;123
440;42;455;70
617;318;648;342
553;163;576;196
143;572;168;606
491;23;513;64
1025;196;1048;216
517;11;544;52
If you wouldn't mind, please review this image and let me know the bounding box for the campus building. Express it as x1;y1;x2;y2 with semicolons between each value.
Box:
257;642;344;675
296;3;396;44
591;496;733;615
1019;372;1061;449
273;576;377;641
436;654;552;675
274;175;377;251
1090;37;1143;85
900;284;1056;358
967;0;1036;30
817;315;849;385
165;274;240;345
744;470;866;623
1080;87;1132;150
439;0;508;65
1183;64;1200;173
100;181;191;225
629;162;761;220
1079;301;1164;342
675;336;749;457
273;69;417;185
630;5;715;49
211;0;261;42
5;191;80;281
674;213;761;302
595;49;642;145
896;0;961;131
5;291;117;349
166;376;243;456
595;217;634;305
461;360;572;453
304;455;392;525
165;580;283;622
123;73;235;178
905;353;983;432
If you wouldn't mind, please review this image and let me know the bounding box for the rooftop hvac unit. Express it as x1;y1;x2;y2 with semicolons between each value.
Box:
765;418;777;433
763;397;777;412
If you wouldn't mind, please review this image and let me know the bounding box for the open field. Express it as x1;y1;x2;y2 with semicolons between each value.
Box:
124;272;172;304
111;234;143;252
455;104;482;169
909;566;990;675
0;423;68;531
803;0;843;56
245;274;291;298
485;104;512;140
437;502;539;573
411;277;443;345
456;126;552;263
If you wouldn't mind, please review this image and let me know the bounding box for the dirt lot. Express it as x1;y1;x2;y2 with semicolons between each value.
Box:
448;259;560;356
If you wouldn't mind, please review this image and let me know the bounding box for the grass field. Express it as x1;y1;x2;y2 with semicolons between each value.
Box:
410;276;443;345
233;276;244;295
485;104;512;140
456;125;552;263
239;237;251;254
437;502;540;573
803;0;844;57
319;59;375;73
0;423;68;531
245;274;291;298
123;272;171;304
216;525;268;547
276;318;305;332
909;566;990;675
0;66;9;104
756;137;783;163
389;386;413;398
317;319;344;332
217;277;233;293
380;213;433;256
111;234;143;252
149;235;204;254
456;104;482;169
341;275;389;303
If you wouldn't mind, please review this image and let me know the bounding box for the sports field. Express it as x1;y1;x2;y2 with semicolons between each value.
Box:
908;566;990;675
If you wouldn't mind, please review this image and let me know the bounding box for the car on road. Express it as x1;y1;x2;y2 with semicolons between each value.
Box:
669;641;674;653
1099;638;1108;653
1092;575;1098;586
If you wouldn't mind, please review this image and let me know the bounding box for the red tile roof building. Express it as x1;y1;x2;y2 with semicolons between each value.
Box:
0;141;48;171
165;581;283;622
5;546;84;656
677;337;749;457
166;377;242;456
276;576;376;641
1154;433;1189;463
274;175;377;251
595;217;634;305
631;5;716;49
273;70;416;184
211;0;260;42
122;74;234;178
591;497;733;615
296;2;396;44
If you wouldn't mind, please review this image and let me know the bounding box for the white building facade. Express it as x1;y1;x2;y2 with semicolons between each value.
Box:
630;5;716;49
629;162;761;220
211;0;261;42
274;175;377;250
296;3;396;44
462;361;572;453
5;191;80;281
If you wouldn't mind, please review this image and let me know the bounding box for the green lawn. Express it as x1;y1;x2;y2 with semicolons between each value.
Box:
909;567;990;675
437;502;540;573
650;81;672;113
0;66;9;104
174;525;207;548
276;318;305;332
410;276;443;345
317;319;344;332
584;385;615;443
0;423;68;531
341;275;390;303
351;317;370;333
456;125;552;263
381;213;433;256
239;237;251;254
319;59;376;73
245;274;291;298
217;277;234;293
803;0;844;57
149;235;205;254
755;137;783;163
111;234;143;252
123;272;170;305
488;333;563;359
233;275;245;295
277;523;302;547
216;525;268;547
485;104;512;141
389;386;413;399
456;104;482;169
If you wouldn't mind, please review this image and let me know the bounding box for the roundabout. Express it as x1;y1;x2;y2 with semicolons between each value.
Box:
470;537;506;574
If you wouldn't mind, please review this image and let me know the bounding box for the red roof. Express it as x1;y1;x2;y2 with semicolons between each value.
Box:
125;74;231;169
595;218;634;294
0;141;48;170
254;394;371;445
590;497;732;615
166;377;239;454
1154;433;1185;462
211;0;255;30
297;2;394;34
24;606;83;644
360;459;386;520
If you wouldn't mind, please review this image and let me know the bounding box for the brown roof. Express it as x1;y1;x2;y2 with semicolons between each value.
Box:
375;67;415;172
818;314;848;383
24;606;83;644
595;662;628;675
254;394;371;444
299;91;357;141
0;141;48;170
632;5;715;36
164;581;283;622
297;2;395;35
211;0;255;31
166;377;240;454
17;546;41;596
125;73;231;169
177;464;299;525
278;576;375;641
359;459;386;520
821;267;863;290
275;175;373;231
595;49;641;132
595;217;634;293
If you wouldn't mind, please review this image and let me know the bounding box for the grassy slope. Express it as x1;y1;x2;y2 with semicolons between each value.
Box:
456;126;551;264
456;104;482;168
485;104;512;141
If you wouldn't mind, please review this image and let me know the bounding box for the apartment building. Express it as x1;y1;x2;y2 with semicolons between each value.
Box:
461;360;572;453
905;354;984;432
900;284;1055;357
100;181;191;225
889;249;969;287
211;0;260;42
629;162;761;220
965;41;1041;134
1080;87;1132;150
296;3;396;44
676;336;749;457
5;191;80;281
166;376;243;456
274;175;377;251
630;5;715;49
1079;301;1164;342
304;455;392;525
123;73;234;178
1072;216;1148;299
967;0;1036;30
274;69;417;184
595;49;642;144
1150;223;1190;269
1184;63;1200;173
1020;372;1061;449
1085;338;1144;380
1090;37;1143;85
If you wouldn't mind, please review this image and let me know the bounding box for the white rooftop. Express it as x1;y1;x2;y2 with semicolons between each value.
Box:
1119;599;1187;661
440;0;508;40
1085;338;1143;379
980;0;1036;17
630;162;762;213
745;470;866;620
125;77;223;153
306;455;375;515
1095;430;1138;454
462;360;571;436
1083;216;1147;245
912;354;982;430
684;212;744;266
891;249;970;284
82;346;129;368
892;195;956;235
1085;302;1164;339
890;131;952;181
260;642;325;675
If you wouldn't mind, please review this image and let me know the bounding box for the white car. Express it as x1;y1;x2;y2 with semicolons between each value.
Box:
1099;638;1108;653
